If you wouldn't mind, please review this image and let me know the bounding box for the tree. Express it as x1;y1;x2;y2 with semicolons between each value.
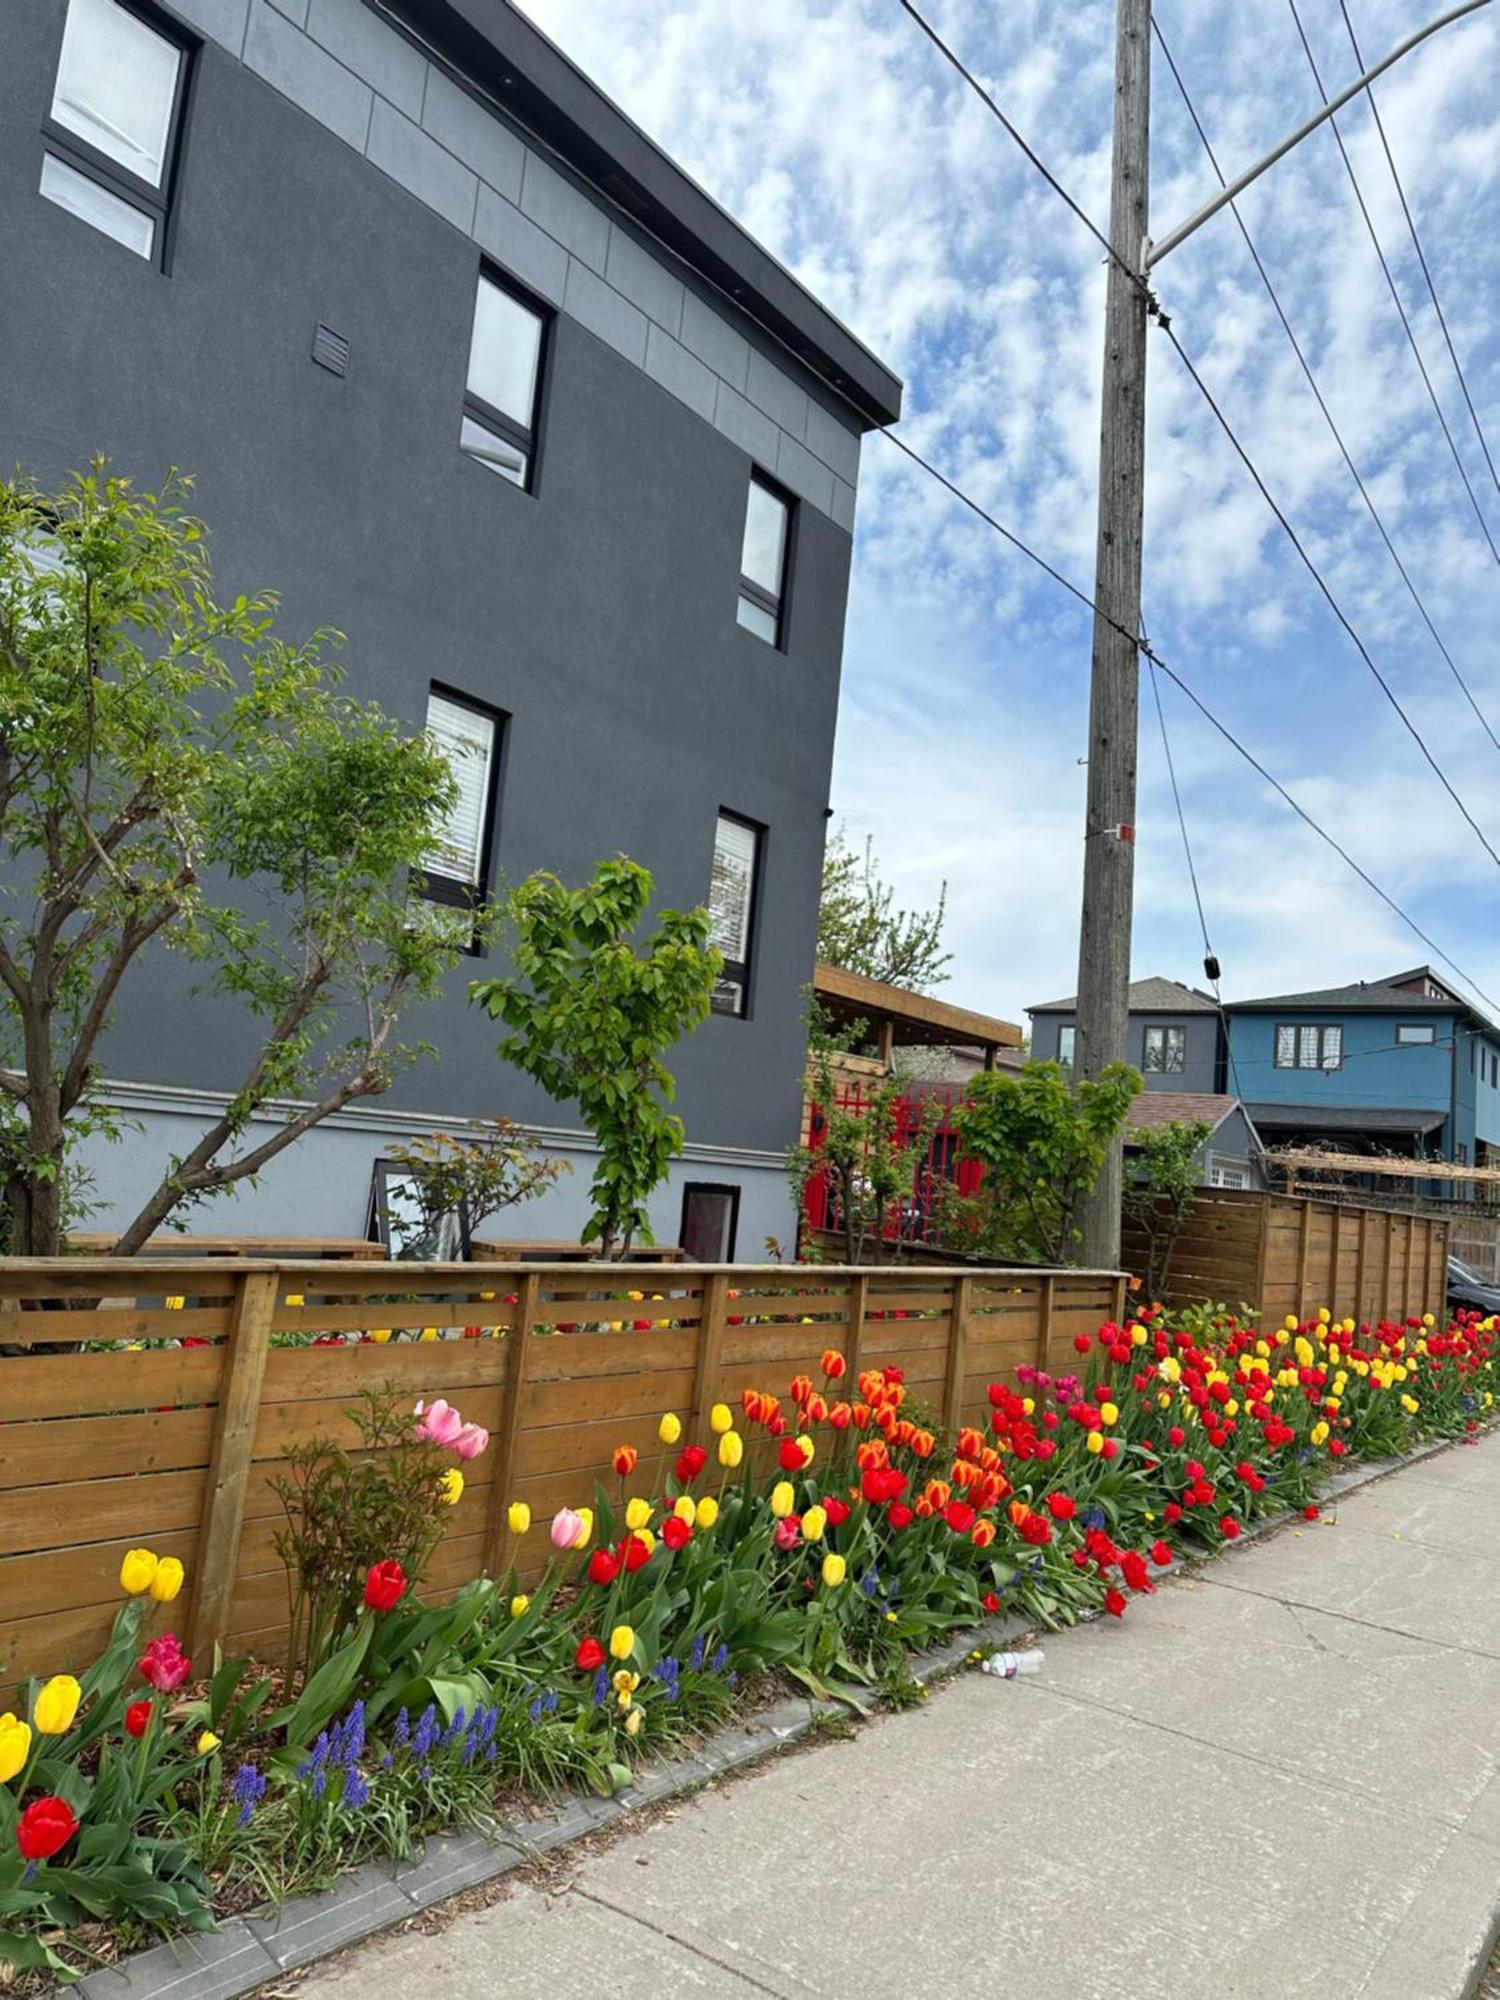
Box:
1121;1119;1213;1301
787;1044;937;1265
381;1119;570;1258
817;830;951;992
0;466;463;1256
942;1059;1140;1265
470;858;718;1257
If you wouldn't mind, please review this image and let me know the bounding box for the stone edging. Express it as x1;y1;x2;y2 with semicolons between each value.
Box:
58;1434;1479;2000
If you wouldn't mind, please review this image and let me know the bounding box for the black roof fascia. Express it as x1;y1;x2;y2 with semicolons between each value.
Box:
383;0;903;429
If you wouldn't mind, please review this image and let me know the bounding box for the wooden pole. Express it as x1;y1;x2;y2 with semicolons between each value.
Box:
1295;1200;1312;1322
690;1271;730;1440
942;1275;974;1435
484;1271;541;1580
188;1268;279;1658
844;1271;870;1387
1355;1208;1370;1325
1074;0;1152;1272
1035;1273;1056;1374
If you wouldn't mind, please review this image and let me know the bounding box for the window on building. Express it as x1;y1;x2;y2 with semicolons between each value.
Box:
1274;1023;1343;1070
680;1182;740;1262
707;812;761;1017
460;270;548;488
1457;1142;1470;1166
1143;1025;1186;1073
1396;1023;1436;1045
1210;1159;1249;1189
41;0;188;262
1057;1026;1076;1067
736;474;792;645
413;688;501;947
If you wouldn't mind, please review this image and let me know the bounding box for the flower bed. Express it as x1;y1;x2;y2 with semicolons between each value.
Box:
3;1300;1494;1986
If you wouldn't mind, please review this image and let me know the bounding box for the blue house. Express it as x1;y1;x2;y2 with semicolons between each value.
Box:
1225;967;1500;1171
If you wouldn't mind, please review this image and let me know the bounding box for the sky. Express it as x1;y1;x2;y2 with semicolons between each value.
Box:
518;0;1500;1031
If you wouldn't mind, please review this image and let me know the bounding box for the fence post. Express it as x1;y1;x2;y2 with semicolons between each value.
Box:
844;1272;869;1385
1355;1209;1370;1325
1035;1274;1055;1372
484;1271;540;1581
1111;1273;1128;1326
942;1275;973;1435
690;1271;730;1439
189;1267;278;1658
1295;1202;1312;1321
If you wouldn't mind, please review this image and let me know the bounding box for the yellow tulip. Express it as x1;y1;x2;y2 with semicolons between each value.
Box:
1310;1421;1329;1446
1130;1323;1147;1346
1317;1307;1331;1325
439;1468;464;1506
119;1548;159;1596
624;1707;643;1737
420;1326;438;1342
770;1480;795;1519
1021;1397;1035;1416
370;1328;392;1344
718;1430;744;1468
165;1294;186;1311
573;1507;594;1549
616;1687;633;1710
795;1433;814;1468
709;1403;733;1434
33;1676;82;1735
612;1669;640;1694
197;1730;222;1755
658;1412;682;1445
1401;1394;1420;1414
821;1553;846;1588
0;1714;30;1784
624;1497;652;1532
1100;1402;1119;1426
673;1494;696;1525
284;1293;304;1308
1086;1431;1104;1455
510;1594;529;1617
609;1624;636;1661
801;1505;827;1542
637;1528;657;1555
150;1557;185;1604
696;1495;720;1529
508;1502;532;1535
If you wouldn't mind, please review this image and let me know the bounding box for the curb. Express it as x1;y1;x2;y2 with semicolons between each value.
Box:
59;1429;1478;2000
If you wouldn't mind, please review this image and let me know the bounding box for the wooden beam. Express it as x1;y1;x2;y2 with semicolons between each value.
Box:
1355;1208;1370;1325
1035;1273;1056;1373
844;1272;870;1387
942;1276;974;1435
1295;1201;1312;1322
483;1272;541;1581
188;1269;278;1658
811;960;1022;1051
690;1272;730;1440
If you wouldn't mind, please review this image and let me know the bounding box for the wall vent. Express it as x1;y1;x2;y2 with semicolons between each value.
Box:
311;323;349;376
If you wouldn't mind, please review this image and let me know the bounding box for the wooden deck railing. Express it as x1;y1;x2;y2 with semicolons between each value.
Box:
0;1258;1127;1688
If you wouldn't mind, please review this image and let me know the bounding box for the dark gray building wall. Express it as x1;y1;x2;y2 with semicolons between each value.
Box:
1;0;872;1212
1030;1010;1223;1094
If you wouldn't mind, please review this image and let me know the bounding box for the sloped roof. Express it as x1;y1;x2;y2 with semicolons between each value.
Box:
1246;1102;1447;1135
1124;1092;1242;1138
1227;979;1464;1014
1029;976;1219;1016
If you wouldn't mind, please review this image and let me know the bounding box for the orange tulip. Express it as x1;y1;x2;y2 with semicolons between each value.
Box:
806;1392;829;1424
912;1430;935;1458
789;1374;813;1407
820;1347;847;1379
852;1403;871;1430
1008;1499;1030;1528
957;1428;983;1462
921;1478;951;1511
829;1402;852;1430
855;1439;889;1471
612;1444;638;1478
972;1520;996;1549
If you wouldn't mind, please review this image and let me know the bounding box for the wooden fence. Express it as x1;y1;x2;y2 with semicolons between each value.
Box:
0;1258;1125;1691
1122;1188;1451;1327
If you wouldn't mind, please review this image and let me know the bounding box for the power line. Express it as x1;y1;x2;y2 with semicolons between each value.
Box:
1152;16;1500;754
1340;0;1500;505
874;426;1500;1016
1287;0;1500;568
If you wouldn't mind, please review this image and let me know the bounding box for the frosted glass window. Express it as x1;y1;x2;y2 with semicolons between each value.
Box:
51;0;182;187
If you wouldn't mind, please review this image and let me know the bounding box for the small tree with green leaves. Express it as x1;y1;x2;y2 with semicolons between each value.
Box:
941;1059;1140;1265
382;1118;570;1256
787;1044;937;1265
1121;1118;1214;1301
470;859;718;1258
817;830;951;992
0;465;463;1257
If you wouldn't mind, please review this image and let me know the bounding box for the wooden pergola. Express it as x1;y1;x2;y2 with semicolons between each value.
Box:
1262;1146;1500;1193
811;961;1023;1072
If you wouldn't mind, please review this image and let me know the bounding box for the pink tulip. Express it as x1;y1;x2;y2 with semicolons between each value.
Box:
550;1507;583;1550
453;1422;490;1461
413;1398;463;1447
773;1517;801;1552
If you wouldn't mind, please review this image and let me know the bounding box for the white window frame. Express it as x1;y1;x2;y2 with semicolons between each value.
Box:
1274;1022;1342;1070
416;687;501;949
1057;1025;1076;1067
1142;1024;1186;1073
1209;1158;1249;1190
708;812;761;1018
1396;1022;1436;1045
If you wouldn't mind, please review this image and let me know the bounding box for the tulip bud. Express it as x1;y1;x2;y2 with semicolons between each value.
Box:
801;1505;827;1543
624;1497;652;1531
717;1430;744;1468
624;1707;643;1737
119;1548;159;1596
0;1714;31;1782
33;1676;82;1736
609;1624;636;1661
150;1557;185;1603
673;1494;696;1524
695;1495;720;1529
821;1553;847;1589
770;1480;795;1519
709;1403;733;1434
196;1730;222;1756
439;1469;464;1506
658;1413;682;1445
508;1501;532;1536
510;1594;530;1617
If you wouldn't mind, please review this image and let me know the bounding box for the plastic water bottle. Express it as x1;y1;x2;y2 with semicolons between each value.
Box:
981;1648;1044;1679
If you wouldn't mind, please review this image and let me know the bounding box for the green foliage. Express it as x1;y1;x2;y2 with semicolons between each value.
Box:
0;465;463;1255
817;830;951;993
382;1119;570;1252
1121;1118;1214;1300
471;858;719;1255
943;1059;1140;1263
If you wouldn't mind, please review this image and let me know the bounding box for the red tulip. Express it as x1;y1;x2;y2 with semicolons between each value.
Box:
982;1590;1001;1613
824;1496;851;1527
16;1796;77;1862
124;1699;153;1739
575;1636;606;1671
676;1444;708;1483
1149;1540;1173;1566
662;1516;692;1551
887;1502;914;1530
1303;1504;1320;1521
1045;1492;1077;1522
587;1548;620;1586
612;1445;638;1478
943;1500;976;1534
1120;1550;1152;1592
1220;1516;1242;1540
138;1634;191;1693
363;1560;407;1612
1104;1587;1127;1618
622;1532;652;1573
778;1438;805;1473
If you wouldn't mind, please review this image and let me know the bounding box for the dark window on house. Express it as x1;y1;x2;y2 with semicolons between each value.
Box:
1457;1142;1470;1165
460;269;548;488
1057;1025;1076;1067
413;688;501;948
1143;1025;1186;1073
1274;1023;1343;1070
707;812;761;1017
736;474;792;645
680;1182;740;1261
1396;1023;1435;1045
40;0;189;263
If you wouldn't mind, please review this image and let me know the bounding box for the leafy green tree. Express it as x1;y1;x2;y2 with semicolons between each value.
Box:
787;1044;937;1265
1122;1118;1214;1301
0;465;463;1256
817;830;951;992
942;1059;1140;1264
471;859;718;1257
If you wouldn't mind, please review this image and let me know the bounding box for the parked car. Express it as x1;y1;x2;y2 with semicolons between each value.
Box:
1446;1255;1500;1317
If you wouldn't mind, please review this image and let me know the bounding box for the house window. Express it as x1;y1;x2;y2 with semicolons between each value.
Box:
1274;1023;1342;1070
680;1182;740;1262
708;812;761;1017
736;474;792;645
414;688;501;946
1210;1159;1249;1189
41;0;188;263
1143;1025;1186;1073
460;270;547;488
1396;1023;1435;1045
1057;1026;1076;1068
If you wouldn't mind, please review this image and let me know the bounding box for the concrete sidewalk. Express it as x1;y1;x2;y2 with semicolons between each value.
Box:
298;1435;1500;2000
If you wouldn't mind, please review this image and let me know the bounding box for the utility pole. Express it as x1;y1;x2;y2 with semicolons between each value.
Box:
1073;0;1151;1271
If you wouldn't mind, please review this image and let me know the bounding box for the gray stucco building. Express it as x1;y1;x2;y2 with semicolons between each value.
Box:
1028;976;1227;1096
1;0;901;1255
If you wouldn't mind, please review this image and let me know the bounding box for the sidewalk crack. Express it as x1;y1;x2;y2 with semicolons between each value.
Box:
570;1883;795;1995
